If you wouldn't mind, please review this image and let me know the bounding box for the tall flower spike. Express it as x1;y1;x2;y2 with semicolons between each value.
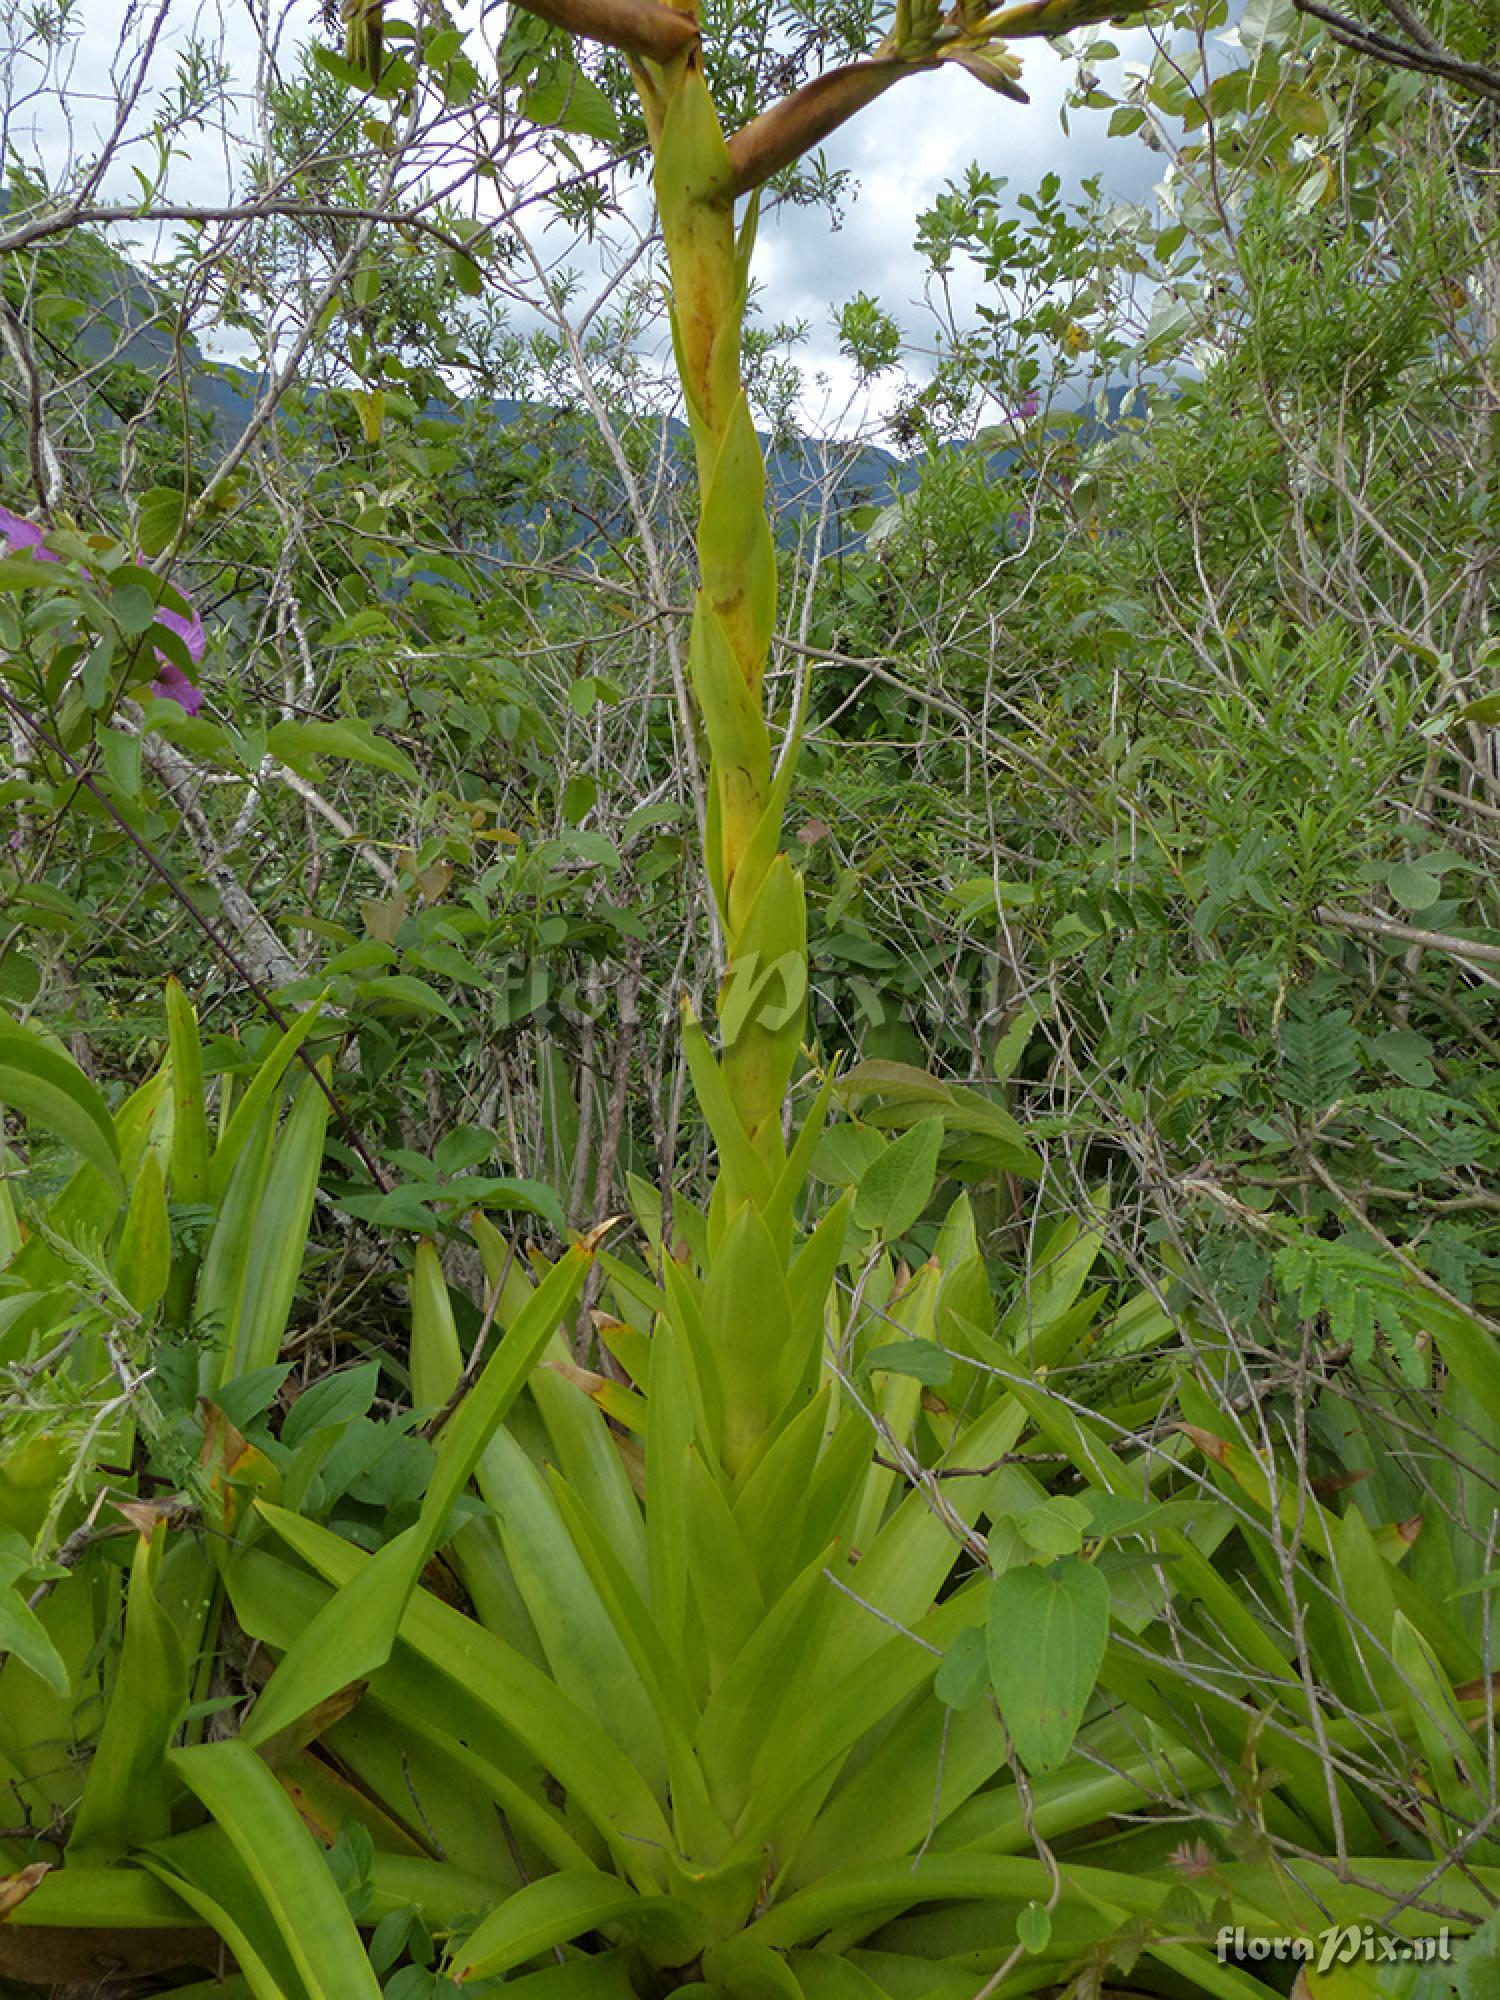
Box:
342;0;384;79
479;0;1167;1178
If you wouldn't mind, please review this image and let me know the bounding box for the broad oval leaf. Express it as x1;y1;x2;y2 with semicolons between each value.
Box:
933;1624;988;1710
987;1556;1110;1776
852;1115;942;1239
267;717;417;783
864;1338;951;1387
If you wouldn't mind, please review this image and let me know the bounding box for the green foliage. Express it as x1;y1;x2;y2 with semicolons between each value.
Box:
3;0;1500;1989
987;1556;1109;1776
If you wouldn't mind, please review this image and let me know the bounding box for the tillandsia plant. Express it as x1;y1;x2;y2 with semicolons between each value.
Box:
11;1;1500;1996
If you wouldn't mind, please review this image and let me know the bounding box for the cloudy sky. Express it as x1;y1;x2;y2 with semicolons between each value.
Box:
751;38;1165;419
8;0;1175;424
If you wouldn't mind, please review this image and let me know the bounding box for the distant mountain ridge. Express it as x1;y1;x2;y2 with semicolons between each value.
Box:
14;194;1132;554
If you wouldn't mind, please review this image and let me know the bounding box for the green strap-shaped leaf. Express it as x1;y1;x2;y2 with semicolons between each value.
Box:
142;1982;257;2000
737;1591;978;1858
489;1954;642;1997
742;1849;1285;1958
167;1740;382;1998
192;1104;274;1393
1418;1287;1500;1438
0;1160;19;1264
165;978;210;1203
138;1850;295;2000
531;1366;648;1592
697;1546;833;1823
69;1527;187;1859
0;1862;195;1929
239;1519;673;1884
541;1469;729;1863
0;1572;68;1699
644;1312;696;1672
681;1444;764;1681
474;1423;666;1790
994;1199;1106;1353
761;1064;837;1255
844;1261;943;1578
701;1200;792;1478
968;1742;1219;1856
788;1951;891;1998
243;1246;589;1752
731;1387;833;1601
113;1150;171;1312
659;1253;723;1456
1391;1609;1487;1816
0;1020;122;1198
209;998;323;1203
785;1651;1001;1884
420;1243;590;1537
701;1938;802;1999
225;1066;331;1382
448;1868;707;1982
545;1469;702;1734
681;1003;771;1222
228;1544;592;1879
409;1237;462;1408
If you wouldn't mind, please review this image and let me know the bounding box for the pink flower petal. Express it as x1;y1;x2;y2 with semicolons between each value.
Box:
154;600;206;667
0;513;208;707
150;662;205;717
0;507;59;562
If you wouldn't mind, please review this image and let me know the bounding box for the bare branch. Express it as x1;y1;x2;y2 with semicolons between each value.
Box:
1294;0;1500;102
727;57;915;196
503;0;697;63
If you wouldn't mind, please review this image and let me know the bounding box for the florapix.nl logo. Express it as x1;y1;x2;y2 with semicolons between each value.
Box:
1217;1926;1454;1972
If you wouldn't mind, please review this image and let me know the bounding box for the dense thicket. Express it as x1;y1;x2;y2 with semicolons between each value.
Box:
2;0;1500;1992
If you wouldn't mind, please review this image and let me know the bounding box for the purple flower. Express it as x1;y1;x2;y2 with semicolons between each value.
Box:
150;598;207;712
150;659;205;717
0;505;59;561
0;504;206;713
153;599;206;666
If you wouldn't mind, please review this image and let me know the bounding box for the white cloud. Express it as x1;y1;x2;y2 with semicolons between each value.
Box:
5;1;1167;427
754;30;1163;426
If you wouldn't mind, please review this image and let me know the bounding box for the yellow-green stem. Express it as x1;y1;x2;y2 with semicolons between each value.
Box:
642;53;806;1177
